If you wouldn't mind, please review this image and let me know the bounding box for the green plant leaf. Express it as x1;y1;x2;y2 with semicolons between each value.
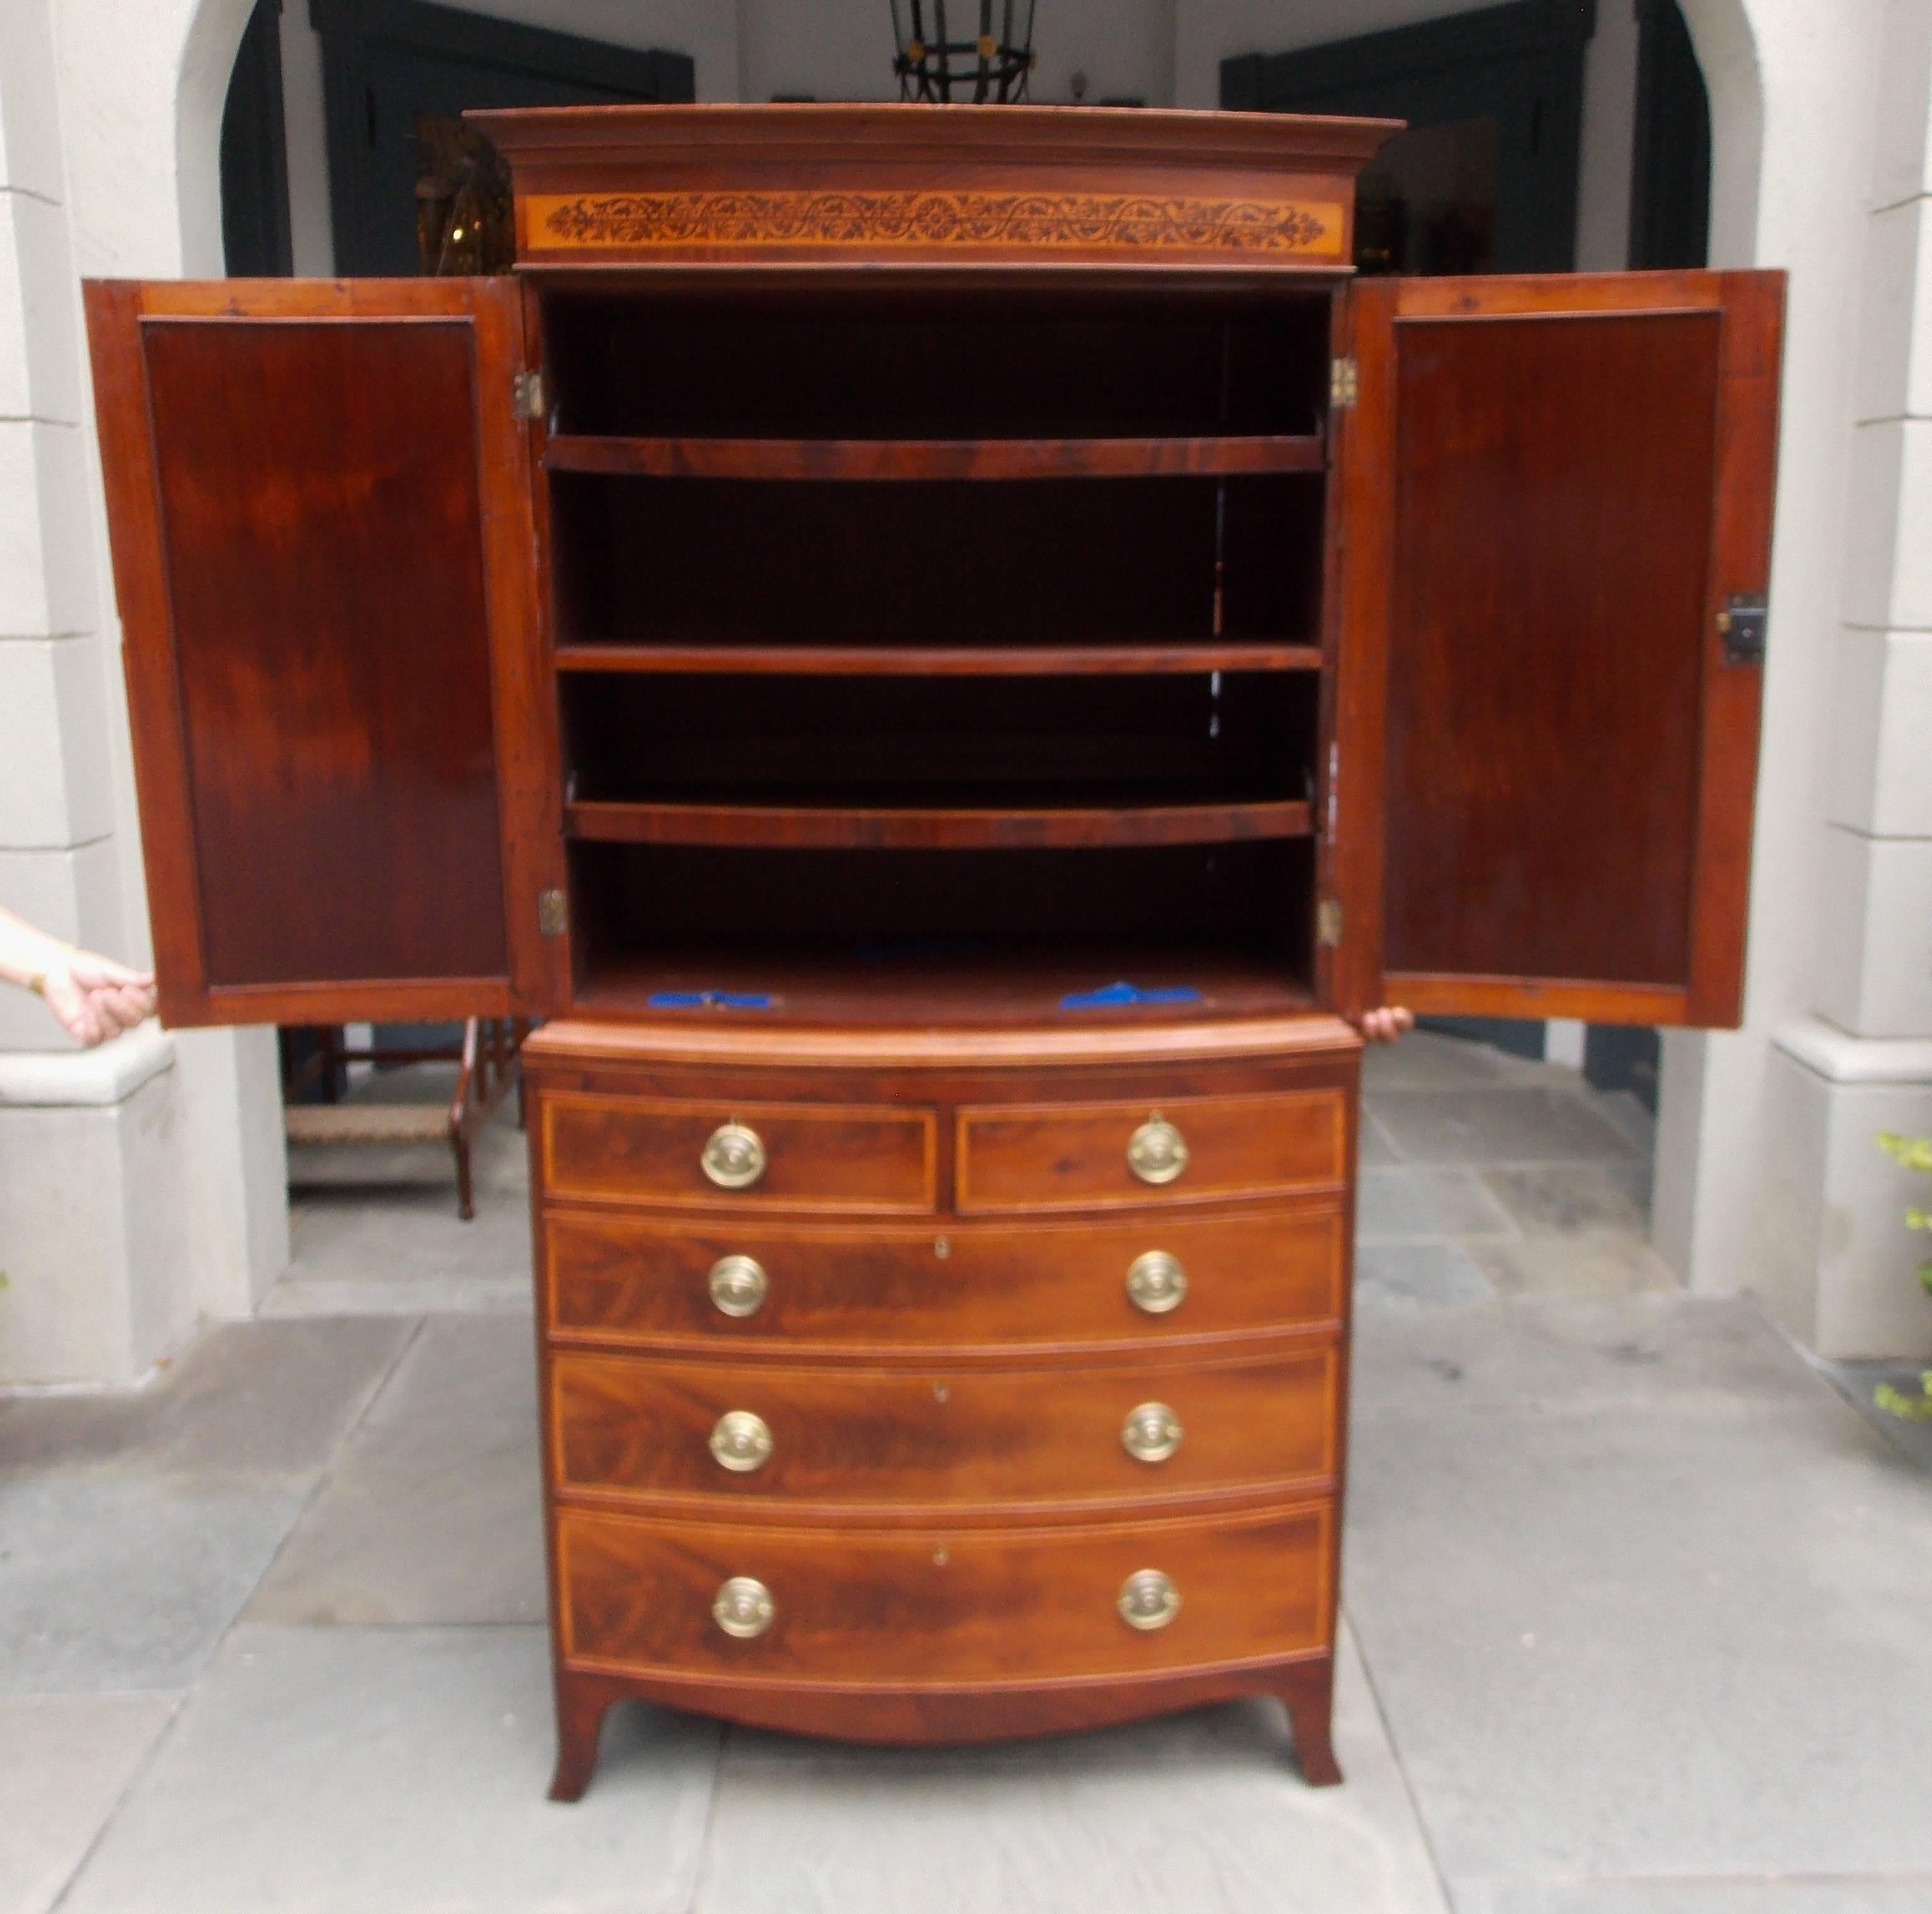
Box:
1877;1131;1932;1172
1875;1382;1932;1419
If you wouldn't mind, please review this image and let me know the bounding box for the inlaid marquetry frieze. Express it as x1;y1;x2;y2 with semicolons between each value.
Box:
526;189;1346;257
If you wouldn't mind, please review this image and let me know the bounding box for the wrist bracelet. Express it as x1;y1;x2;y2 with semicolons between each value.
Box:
25;971;47;997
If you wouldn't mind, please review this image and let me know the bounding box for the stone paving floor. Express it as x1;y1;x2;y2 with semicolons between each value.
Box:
3;1033;1930;1913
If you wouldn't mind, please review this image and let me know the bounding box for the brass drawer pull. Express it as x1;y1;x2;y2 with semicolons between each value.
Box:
1126;1114;1188;1186
709;1410;773;1473
1117;1568;1181;1631
1125;1250;1187;1314
712;1575;775;1638
702;1121;767;1190
707;1253;768;1317
1120;1401;1184;1463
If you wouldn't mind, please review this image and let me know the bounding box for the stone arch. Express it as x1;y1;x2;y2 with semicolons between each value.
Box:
1679;0;1766;268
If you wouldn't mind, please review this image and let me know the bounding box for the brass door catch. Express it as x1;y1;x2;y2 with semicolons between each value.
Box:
1717;596;1767;667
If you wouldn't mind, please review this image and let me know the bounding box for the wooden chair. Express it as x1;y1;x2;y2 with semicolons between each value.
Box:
281;1017;530;1219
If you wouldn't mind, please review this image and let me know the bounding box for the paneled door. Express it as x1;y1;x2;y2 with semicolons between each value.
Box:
85;276;563;1026
1330;268;1783;1027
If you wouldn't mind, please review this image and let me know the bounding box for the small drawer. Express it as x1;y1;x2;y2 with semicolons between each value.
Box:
558;1501;1332;1685
551;1347;1337;1513
539;1092;936;1213
956;1089;1346;1214
543;1206;1345;1352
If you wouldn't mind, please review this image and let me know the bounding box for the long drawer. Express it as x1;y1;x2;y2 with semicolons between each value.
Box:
955;1089;1347;1214
558;1501;1332;1684
551;1346;1337;1513
539;1092;938;1213
542;1205;1345;1352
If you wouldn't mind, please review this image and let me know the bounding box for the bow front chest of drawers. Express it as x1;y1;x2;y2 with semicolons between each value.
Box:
527;1015;1359;1791
82;104;1784;1797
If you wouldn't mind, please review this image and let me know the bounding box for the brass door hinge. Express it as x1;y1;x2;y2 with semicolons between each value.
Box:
537;888;566;936
1316;898;1344;948
1329;357;1359;410
512;370;545;422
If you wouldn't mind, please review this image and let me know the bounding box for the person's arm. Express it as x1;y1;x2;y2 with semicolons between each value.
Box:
0;907;157;1048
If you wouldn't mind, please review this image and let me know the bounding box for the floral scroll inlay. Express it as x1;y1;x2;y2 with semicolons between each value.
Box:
534;189;1340;256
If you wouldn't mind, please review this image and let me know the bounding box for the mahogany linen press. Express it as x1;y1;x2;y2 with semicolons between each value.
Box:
83;104;1783;1799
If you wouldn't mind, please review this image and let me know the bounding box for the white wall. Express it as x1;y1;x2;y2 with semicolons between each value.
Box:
0;0;288;1384
0;0;119;1062
1653;0;1932;1360
736;0;893;102
739;0;1176;106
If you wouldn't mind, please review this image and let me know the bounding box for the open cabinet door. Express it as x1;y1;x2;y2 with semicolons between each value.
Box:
1331;270;1783;1029
86;279;564;1028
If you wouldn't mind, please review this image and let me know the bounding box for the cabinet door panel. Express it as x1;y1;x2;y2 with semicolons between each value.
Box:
1332;271;1782;1028
85;278;563;1027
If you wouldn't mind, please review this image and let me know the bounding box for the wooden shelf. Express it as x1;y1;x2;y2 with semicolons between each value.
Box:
544;434;1327;481
570;939;1313;1026
552;642;1325;678
565;798;1312;853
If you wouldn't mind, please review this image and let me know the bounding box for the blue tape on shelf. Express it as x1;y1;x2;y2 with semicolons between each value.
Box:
646;990;773;1010
1059;981;1205;1010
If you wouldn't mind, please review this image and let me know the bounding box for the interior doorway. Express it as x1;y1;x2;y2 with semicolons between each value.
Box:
1630;0;1713;269
1222;0;1597;274
309;0;694;274
219;0;294;274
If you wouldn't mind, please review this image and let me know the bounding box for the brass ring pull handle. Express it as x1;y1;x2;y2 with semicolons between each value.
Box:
1117;1568;1182;1631
712;1575;775;1639
709;1409;774;1473
1120;1401;1184;1464
702;1121;767;1190
1126;1114;1188;1186
1125;1250;1187;1314
707;1254;769;1318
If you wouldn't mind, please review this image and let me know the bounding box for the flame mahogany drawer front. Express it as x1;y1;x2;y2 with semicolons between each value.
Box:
558;1501;1333;1685
539;1092;938;1213
551;1346;1338;1513
955;1089;1348;1214
542;1205;1346;1352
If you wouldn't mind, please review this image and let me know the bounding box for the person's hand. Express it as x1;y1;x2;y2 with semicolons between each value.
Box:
37;948;157;1048
1356;1005;1414;1045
